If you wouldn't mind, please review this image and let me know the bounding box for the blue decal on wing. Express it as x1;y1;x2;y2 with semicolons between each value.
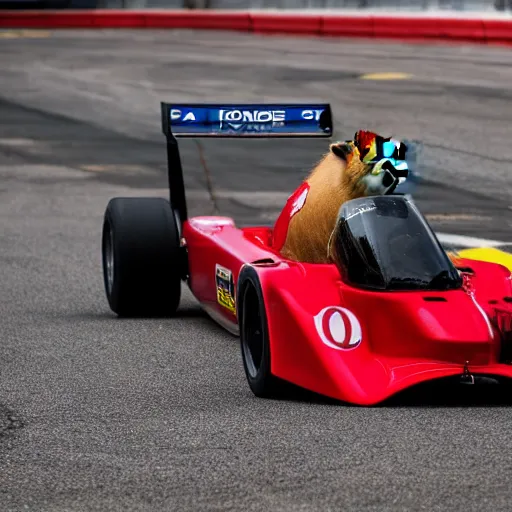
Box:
166;104;332;137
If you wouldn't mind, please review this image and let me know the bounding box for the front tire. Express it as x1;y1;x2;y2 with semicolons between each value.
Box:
101;197;182;317
237;265;282;397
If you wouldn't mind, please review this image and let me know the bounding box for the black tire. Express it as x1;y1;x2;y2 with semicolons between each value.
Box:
237;265;282;397
101;197;182;317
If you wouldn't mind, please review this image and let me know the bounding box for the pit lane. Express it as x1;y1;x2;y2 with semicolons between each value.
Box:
1;29;512;511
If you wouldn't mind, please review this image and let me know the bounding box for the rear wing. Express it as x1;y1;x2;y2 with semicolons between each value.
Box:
161;103;333;138
160;102;333;231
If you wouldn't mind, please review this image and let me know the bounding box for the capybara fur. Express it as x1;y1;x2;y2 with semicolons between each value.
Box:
279;141;377;264
277;136;461;270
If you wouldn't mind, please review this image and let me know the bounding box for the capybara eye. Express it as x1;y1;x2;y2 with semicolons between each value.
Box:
330;143;351;160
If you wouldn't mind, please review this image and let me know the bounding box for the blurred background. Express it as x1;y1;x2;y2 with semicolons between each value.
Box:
1;0;511;14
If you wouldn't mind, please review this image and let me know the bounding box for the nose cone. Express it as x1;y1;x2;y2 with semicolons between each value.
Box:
389;291;497;365
340;286;498;366
419;295;494;351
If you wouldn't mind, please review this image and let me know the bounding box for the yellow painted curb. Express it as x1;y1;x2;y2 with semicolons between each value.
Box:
359;72;412;81
0;30;51;39
458;247;512;272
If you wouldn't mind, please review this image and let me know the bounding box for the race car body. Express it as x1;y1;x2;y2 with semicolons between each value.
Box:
100;102;512;406
183;208;512;406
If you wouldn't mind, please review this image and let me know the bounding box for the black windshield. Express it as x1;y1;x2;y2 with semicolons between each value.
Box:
329;195;462;291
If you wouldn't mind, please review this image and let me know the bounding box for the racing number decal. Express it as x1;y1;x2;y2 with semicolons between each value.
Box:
216;264;236;314
314;306;362;350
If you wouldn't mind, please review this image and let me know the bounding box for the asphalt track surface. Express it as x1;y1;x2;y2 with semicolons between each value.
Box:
1;29;512;512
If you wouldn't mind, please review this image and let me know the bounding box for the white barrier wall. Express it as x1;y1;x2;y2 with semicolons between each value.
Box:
98;0;509;12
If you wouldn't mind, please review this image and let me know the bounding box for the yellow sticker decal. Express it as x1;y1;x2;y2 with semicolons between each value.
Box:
216;264;236;314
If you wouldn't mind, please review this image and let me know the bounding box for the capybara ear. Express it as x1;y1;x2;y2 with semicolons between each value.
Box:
330;142;356;162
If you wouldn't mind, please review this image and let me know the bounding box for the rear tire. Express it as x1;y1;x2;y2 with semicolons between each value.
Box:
101;197;182;317
237;265;282;397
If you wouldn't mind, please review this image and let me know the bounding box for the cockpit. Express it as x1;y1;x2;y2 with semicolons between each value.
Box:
328;195;463;291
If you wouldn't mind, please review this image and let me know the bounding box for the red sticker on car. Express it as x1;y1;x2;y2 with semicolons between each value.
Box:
272;181;310;252
314;306;362;350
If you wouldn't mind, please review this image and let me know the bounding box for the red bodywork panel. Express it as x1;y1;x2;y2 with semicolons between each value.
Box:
183;216;512;405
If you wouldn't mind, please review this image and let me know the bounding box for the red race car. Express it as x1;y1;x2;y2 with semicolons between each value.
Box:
100;102;512;406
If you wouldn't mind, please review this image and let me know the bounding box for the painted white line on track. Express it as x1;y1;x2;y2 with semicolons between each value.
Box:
436;232;512;248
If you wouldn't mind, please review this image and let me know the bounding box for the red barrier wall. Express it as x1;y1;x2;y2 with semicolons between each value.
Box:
0;10;511;46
